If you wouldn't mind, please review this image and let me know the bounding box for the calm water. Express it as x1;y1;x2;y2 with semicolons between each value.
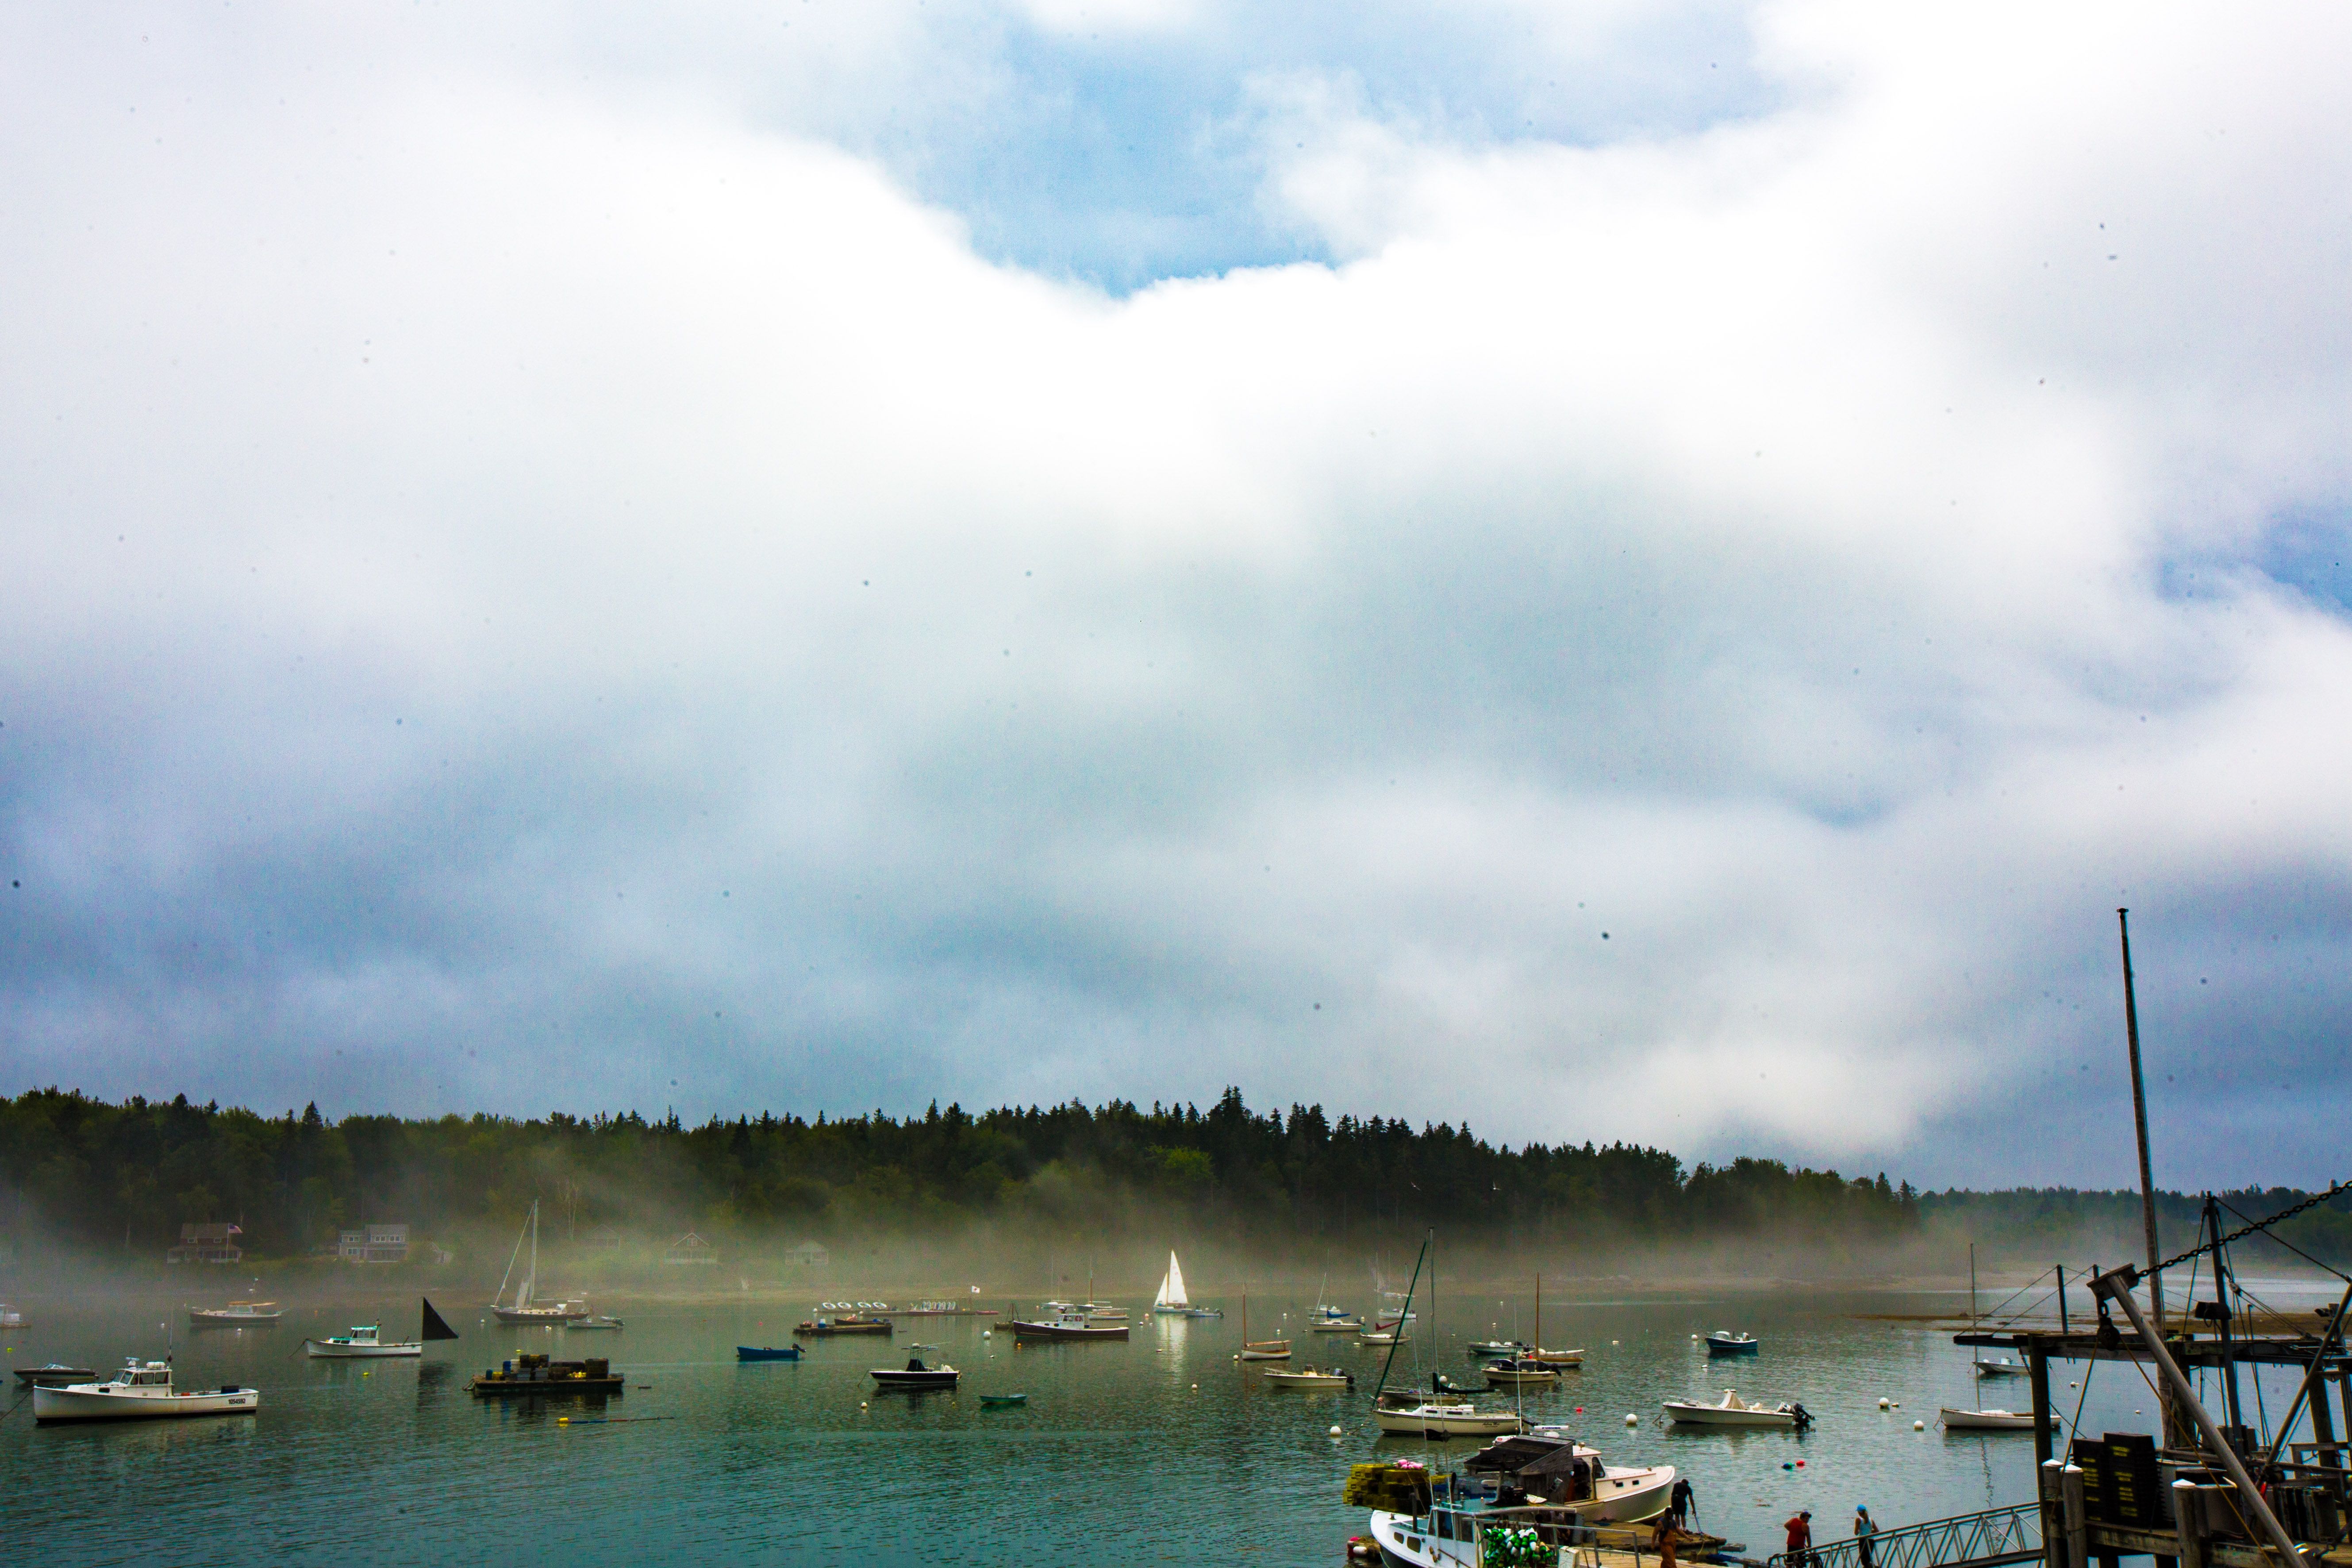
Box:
1;1282;2329;1565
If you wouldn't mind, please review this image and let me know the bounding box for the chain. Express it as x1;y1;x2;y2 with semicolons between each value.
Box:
2148;1180;2352;1277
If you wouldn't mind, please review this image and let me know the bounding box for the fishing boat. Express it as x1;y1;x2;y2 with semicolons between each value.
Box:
1471;1433;1680;1522
737;1344;804;1361
1152;1252;1195;1316
13;1363;96;1386
870;1356;960;1390
1264;1366;1354;1388
489;1202;590;1325
1703;1331;1760;1356
1483;1358;1560;1389
569;1314;626;1331
980;1392;1028;1407
34;1358;259;1423
189;1299;282;1326
1356;1436;1689;1568
795;1311;894;1337
1941;1406;2037;1430
1660;1388;1812;1428
1010;1303;1130;1341
1084;1303;1130;1323
304;1323;423;1359
469;1351;623;1398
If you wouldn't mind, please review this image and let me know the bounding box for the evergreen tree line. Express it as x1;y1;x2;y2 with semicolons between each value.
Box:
0;1086;1928;1258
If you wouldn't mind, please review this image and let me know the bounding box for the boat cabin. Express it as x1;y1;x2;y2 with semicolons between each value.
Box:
115;1360;174;1389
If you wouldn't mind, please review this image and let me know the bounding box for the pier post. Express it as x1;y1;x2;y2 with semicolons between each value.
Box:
2171;1481;2206;1568
2041;1460;2071;1568
2030;1352;2055;1468
2061;1464;2090;1568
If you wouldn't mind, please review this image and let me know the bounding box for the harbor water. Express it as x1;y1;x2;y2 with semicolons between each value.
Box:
0;1283;2328;1565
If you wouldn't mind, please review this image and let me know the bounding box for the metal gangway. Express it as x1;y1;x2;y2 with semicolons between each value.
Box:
1766;1503;2043;1568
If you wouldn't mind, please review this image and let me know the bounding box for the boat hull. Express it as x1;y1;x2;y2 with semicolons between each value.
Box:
1264;1372;1353;1387
190;1311;282;1325
871;1369;960;1389
35;1385;258;1423
1941;1407;2036;1430
1704;1337;1760;1356
1373;1407;1527;1437
1010;1319;1130;1341
469;1375;623;1398
1661;1401;1795;1427
795;1319;893;1336
305;1339;423;1358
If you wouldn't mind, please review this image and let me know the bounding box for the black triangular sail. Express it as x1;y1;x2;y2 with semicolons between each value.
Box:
420;1297;461;1342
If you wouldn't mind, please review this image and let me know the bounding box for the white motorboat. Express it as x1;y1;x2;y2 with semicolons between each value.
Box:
1704;1331;1760;1356
1359;1326;1411;1345
1941;1406;2037;1430
1974;1357;2026;1378
1364;1439;1677;1566
1374;1396;1527;1437
1151;1252;1195;1315
1660;1388;1812;1428
1084;1303;1130;1323
1264;1365;1355;1387
34;1358;259;1423
1468;1339;1529;1359
304;1324;423;1358
189;1299;283;1325
567;1314;626;1331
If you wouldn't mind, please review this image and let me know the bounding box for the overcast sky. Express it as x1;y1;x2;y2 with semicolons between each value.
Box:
3;1;2347;1189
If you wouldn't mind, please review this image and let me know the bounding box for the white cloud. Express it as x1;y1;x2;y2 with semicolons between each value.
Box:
1;0;2347;1185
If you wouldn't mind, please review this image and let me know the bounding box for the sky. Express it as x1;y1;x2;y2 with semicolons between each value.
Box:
2;1;2348;1190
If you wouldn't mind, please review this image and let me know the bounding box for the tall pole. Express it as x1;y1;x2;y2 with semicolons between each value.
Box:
2117;909;2175;1446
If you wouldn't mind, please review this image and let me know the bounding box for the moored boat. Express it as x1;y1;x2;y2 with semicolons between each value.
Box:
1704;1330;1760;1356
1242;1340;1293;1360
1941;1406;2037;1430
1467;1339;1529;1359
469;1352;622;1398
489;1200;591;1324
13;1363;96;1386
1152;1252;1195;1316
1973;1357;2026;1378
1371;1395;1527;1437
1660;1388;1811;1428
888;1300;998;1317
568;1314;625;1331
34;1358;259;1424
1264;1365;1354;1387
1011;1304;1130;1341
871;1356;959;1390
1483;1358;1559;1388
980;1391;1028;1407
304;1323;423;1359
796;1311;894;1337
738;1344;804;1361
189;1299;282;1326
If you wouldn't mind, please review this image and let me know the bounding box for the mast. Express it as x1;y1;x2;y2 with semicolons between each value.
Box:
1373;1234;1430;1400
1536;1272;1542;1355
1969;1243;1978;1334
520;1199;538;1310
2117;908;2176;1443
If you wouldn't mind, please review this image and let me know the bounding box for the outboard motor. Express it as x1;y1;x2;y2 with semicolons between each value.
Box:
1790;1402;1814;1430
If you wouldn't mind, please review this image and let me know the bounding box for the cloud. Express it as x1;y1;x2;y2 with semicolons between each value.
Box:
1;0;2348;1188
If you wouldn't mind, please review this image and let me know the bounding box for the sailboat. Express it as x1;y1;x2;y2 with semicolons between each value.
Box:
1524;1273;1586;1367
1152;1252;1191;1315
491;1201;589;1325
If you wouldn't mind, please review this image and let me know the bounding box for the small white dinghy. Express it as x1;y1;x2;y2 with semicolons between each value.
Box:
304;1324;423;1359
34;1358;258;1424
1941;1407;2037;1430
1661;1388;1813;1428
1263;1365;1354;1387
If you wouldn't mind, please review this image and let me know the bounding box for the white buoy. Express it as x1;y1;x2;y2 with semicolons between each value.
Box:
1611;1340;1619;1346
1330;1424;1343;1437
1914;1420;1925;1431
1878;1398;1891;1409
1626;1414;1639;1426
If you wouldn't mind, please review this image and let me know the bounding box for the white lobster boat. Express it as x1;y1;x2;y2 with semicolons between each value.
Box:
304;1324;423;1358
1660;1387;1812;1428
34;1358;259;1423
189;1299;282;1325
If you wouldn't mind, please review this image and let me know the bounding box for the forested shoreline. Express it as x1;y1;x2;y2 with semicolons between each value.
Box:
1;1087;2341;1270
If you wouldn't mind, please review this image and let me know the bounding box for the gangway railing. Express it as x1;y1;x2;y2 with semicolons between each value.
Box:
1766;1503;2042;1568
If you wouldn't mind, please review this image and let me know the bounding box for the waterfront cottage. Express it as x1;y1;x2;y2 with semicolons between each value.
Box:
167;1222;243;1264
664;1232;718;1266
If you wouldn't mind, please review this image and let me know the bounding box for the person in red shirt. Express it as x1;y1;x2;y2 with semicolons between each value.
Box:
1785;1510;1814;1568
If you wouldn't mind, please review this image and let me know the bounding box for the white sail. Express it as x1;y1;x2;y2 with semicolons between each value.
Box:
516;1200;538;1310
1162;1251;1190;1309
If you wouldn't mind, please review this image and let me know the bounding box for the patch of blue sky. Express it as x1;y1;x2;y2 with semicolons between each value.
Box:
865;3;1781;293
2157;504;2352;617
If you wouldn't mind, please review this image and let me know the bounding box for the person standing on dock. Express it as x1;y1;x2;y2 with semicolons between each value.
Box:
1653;1513;1683;1568
1854;1506;1879;1568
1671;1476;1696;1527
1784;1510;1814;1568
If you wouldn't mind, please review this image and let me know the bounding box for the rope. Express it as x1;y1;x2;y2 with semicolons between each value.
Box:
2151;1182;2352;1277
